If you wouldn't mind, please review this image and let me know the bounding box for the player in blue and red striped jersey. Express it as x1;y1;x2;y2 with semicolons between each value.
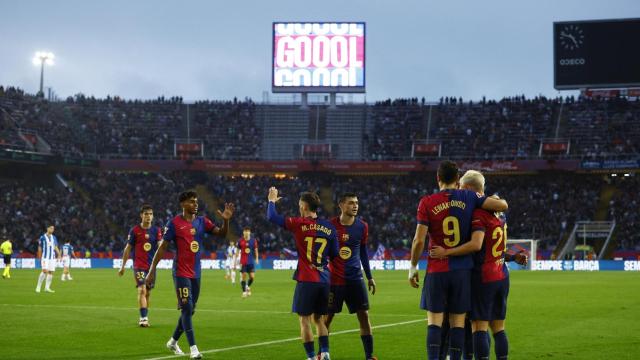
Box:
430;170;527;360
238;227;259;297
409;160;508;360
326;192;377;360
266;187;339;360
146;190;234;359
118;204;162;327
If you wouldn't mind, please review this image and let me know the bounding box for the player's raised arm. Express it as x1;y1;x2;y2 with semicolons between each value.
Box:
481;196;508;212
212;203;235;237
409;223;428;288
266;187;286;228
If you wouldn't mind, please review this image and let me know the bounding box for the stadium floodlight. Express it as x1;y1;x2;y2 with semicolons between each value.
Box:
32;51;55;96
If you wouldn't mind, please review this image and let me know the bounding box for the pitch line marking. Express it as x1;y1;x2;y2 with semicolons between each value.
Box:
143;318;426;360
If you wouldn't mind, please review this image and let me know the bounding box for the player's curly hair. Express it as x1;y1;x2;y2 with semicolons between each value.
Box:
300;192;321;212
178;190;198;203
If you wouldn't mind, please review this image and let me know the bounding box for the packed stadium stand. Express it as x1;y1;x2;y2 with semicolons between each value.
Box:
1;85;639;260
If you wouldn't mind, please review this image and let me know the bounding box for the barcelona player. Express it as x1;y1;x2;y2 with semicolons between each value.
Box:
266;187;339;360
146;191;234;359
118;205;162;327
326;192;377;360
238;227;259;297
408;161;508;360
430;170;527;360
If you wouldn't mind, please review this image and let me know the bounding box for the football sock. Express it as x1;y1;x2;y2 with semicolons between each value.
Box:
427;325;442;360
172;318;184;340
181;304;196;346
303;341;315;358
473;331;490;360
3;265;9;276
37;272;46;289
361;335;373;358
248;278;254;287
318;335;329;353
190;345;199;354
464;320;473;360
448;327;465;360
241;280;247;292
45;274;53;289
140;308;148;318
494;330;508;360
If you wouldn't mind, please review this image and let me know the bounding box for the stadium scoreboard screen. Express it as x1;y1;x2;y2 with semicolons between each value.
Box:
554;18;640;89
272;22;365;93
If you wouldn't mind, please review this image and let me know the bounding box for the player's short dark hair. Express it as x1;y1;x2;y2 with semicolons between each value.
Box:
338;192;358;203
300;192;321;212
437;160;459;184
139;204;153;214
178;190;198;203
243;227;251;231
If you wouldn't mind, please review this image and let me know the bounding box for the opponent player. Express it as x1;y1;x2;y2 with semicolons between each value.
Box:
61;240;77;281
35;225;61;293
266;187;339;360
224;240;239;284
118;205;162;327
408;161;508;360
430;170;527;360
326;193;377;360
146;191;234;359
238;227;259;297
1;238;12;279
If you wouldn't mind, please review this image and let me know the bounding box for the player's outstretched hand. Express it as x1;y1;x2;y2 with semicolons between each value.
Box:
145;272;155;287
268;187;282;202
429;246;448;259
515;252;528;266
368;278;377;295
409;266;419;288
217;203;235;220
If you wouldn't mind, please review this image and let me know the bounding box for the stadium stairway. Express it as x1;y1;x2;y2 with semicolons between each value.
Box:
596;184;619;258
319;187;335;217
194;184;239;241
68;180;121;235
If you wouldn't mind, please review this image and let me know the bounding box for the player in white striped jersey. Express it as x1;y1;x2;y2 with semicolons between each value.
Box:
225;241;239;284
61;241;77;281
36;225;61;293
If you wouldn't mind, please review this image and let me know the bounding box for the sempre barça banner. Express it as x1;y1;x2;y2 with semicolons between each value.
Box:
272;22;365;93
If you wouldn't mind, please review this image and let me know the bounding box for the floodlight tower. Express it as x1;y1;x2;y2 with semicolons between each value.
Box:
32;51;55;96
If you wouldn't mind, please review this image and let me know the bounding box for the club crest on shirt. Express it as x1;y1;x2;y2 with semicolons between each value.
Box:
143;242;152;252
190;228;196;236
244;248;251;254
144;233;149;240
339;246;352;260
341;234;349;243
190;241;199;253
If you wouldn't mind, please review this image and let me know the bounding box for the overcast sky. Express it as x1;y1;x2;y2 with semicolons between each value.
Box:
1;0;638;101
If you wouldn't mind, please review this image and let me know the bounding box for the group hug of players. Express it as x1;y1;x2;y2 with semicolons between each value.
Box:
114;159;524;360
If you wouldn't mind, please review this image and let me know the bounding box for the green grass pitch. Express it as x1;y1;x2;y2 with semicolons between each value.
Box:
1;269;639;359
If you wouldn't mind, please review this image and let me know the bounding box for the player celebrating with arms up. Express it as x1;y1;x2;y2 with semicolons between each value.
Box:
118;205;162;327
238;227;259;297
430;170;527;360
146;191;234;359
409;161;508;360
266;187;339;360
326;192;377;360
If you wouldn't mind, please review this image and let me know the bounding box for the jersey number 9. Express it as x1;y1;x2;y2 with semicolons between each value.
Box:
443;216;461;247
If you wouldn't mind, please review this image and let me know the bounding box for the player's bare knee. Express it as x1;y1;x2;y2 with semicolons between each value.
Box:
427;311;444;327
473;320;489;332
449;313;466;328
490;320;505;334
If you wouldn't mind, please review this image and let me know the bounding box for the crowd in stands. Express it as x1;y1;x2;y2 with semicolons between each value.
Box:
3;170;640;257
2;85;640;161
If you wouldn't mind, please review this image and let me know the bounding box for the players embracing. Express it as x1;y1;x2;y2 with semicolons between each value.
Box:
409;161;509;360
430;170;526;360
